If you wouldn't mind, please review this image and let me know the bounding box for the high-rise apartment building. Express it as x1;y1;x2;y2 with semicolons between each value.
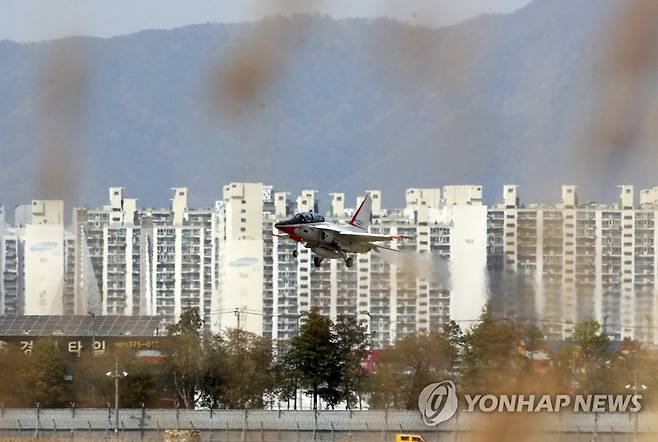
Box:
488;184;658;344
0;206;4;313
74;187;216;325
1;204;25;316
1;229;23;315
24;200;65;315
212;183;265;333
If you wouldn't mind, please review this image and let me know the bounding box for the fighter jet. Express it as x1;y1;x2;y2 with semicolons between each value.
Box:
274;193;409;267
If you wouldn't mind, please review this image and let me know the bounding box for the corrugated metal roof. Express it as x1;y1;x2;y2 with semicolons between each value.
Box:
0;315;164;337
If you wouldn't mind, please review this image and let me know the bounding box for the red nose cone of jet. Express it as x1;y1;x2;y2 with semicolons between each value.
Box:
275;224;295;235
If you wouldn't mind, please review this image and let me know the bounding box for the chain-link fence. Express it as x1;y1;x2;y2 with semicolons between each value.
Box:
0;408;656;441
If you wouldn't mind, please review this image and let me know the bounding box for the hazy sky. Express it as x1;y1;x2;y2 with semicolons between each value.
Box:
2;0;532;42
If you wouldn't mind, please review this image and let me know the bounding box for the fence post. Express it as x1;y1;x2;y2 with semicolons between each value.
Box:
296;421;300;442
260;421;264;442
71;402;76;418
241;409;248;442
140;402;146;441
313;409;318;441
331;422;335;442
225;421;229;442
17;419;22;436
35;401;40;431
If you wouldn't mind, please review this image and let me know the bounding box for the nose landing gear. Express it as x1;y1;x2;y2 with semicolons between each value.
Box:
345;256;354;268
313;256;324;267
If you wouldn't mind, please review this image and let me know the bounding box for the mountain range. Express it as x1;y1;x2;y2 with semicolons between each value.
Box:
1;0;656;219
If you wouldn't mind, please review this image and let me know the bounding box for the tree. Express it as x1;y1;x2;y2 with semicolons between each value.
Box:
273;340;303;409
74;350;158;407
442;320;463;378
367;330;457;409
123;357;158;407
610;339;658;408
333;315;370;409
73;351;114;407
460;307;526;394
199;329;274;409
553;319;613;394
286;309;338;409
22;338;68;407
198;333;227;409
162;308;204;408
0;345;30;407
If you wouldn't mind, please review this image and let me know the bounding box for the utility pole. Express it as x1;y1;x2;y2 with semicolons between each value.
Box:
89;312;96;354
625;367;648;442
106;358;127;434
89;312;96;405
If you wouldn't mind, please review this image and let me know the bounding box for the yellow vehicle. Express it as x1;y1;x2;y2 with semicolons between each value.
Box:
395;434;428;442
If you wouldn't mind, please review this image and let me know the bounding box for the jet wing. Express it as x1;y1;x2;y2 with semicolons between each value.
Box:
369;242;399;252
315;225;410;242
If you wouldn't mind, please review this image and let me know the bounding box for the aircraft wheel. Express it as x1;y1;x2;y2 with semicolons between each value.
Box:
345;257;354;268
293;249;298;258
313;256;323;267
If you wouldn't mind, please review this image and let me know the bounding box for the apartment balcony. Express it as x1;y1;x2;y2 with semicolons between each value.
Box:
181;284;201;291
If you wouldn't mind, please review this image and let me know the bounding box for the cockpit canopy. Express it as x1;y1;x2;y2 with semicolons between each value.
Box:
278;211;325;225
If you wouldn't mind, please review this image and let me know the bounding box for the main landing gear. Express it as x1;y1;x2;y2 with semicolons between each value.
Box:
311;254;353;268
292;249;298;258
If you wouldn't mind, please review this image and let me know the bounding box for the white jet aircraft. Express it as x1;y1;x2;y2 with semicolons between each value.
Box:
274;193;409;267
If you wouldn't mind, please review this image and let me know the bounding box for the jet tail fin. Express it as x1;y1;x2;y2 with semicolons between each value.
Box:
348;193;372;230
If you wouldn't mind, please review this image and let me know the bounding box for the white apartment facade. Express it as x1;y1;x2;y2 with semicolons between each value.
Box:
212;183;266;334
488;184;658;344
24;200;66;315
73;187;217;325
